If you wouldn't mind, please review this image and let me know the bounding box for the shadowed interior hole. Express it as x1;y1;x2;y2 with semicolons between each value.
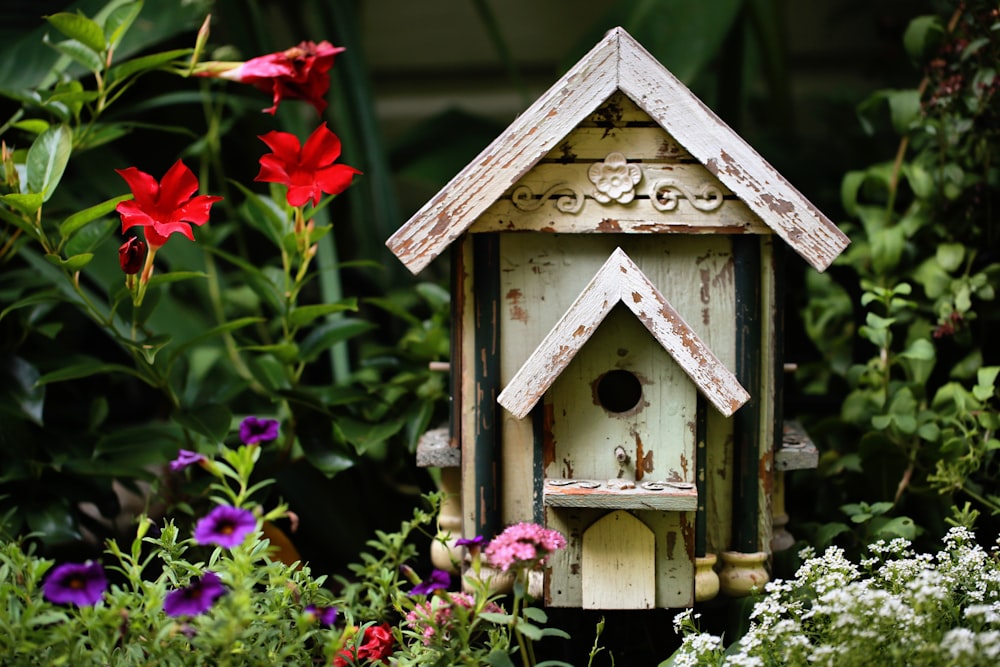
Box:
597;369;642;413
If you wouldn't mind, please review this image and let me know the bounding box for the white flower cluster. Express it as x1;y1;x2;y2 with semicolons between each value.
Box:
669;528;1000;666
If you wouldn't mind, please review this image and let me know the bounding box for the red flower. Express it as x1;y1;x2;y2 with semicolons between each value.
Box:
255;123;360;207
215;41;343;115
115;160;222;250
118;236;146;274
333;623;394;666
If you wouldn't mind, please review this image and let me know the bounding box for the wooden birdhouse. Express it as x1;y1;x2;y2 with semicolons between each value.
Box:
388;27;848;609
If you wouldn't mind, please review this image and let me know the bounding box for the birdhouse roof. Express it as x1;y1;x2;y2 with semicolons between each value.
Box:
386;27;848;274
497;247;750;419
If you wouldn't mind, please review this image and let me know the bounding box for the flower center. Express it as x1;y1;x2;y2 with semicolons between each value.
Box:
69;576;85;590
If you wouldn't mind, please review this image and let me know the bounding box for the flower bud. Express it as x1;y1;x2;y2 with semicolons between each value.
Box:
118;236;146;274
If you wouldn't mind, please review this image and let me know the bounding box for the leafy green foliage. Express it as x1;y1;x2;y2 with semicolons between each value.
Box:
799;0;1000;549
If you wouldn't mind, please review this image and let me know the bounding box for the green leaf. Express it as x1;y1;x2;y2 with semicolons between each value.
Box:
886;89;921;133
174;403;231;442
334;415;405;456
46;12;107;53
3;356;45;426
521;606;548;623
297;414;355;477
299;319;377;363
1;192;45;217
873;516;917;541
479;612;514;626
26;124;72;201
936;243;966;273
44;252;93;271
241;343;299;364
903;15;944;63
144;271;207;288
59;195;130;239
106;48;192;84
516;620;544;641
44;37;104;74
104;1;145;51
288;301;359;328
485;650;518;667
35;357;147;385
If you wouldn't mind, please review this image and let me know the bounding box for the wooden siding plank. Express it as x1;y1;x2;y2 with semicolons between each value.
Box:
497;247;749;419
544;483;698;511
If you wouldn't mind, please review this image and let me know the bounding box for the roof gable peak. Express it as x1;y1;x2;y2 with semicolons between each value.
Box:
386;27;847;274
497;247;750;419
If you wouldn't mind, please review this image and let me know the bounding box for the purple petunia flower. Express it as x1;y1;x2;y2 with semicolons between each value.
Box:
43;561;107;606
305;604;338;626
169;449;207;472
410;568;451;596
239;416;280;445
163;571;225;617
456;535;486;549
193;505;257;548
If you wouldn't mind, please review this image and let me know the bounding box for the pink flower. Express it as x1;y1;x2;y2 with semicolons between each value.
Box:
405;592;504;645
201;41;344;115
483;522;567;572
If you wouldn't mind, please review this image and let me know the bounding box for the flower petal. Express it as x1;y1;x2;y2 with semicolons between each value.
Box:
115;167;160;209
157;160;201;209
300;123;341;169
257;130;302;164
314;164;361;199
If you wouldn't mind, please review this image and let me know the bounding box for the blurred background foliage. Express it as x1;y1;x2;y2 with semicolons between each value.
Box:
2;0;998;662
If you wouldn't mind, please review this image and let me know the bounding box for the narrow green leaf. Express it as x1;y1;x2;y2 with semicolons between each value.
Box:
106;48;192;84
144;271;207;288
46;12;107;53
26;124;72;201
104;1;145;51
521;606;548;623
288;301;359;328
44;252;93;271
45;37;104;74
35;357;146;385
299;319;376;363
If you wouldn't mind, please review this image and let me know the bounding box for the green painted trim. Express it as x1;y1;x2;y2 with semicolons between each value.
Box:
772;242;786;461
733;235;761;552
695;393;708;558
532;401;545;525
473;234;502;538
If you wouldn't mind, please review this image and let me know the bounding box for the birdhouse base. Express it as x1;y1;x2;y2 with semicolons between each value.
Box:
543;478;697;511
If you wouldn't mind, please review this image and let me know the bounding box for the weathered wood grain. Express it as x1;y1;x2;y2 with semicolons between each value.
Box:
544;482;698;511
497;247;749;419
386;27;848;275
582;510;656;609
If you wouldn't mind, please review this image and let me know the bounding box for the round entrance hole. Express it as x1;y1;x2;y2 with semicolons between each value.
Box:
596;369;643;413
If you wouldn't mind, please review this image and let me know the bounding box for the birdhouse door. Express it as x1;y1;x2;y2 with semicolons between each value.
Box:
542;304;696;608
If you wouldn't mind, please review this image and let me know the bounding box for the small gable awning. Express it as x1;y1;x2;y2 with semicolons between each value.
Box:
387;27;848;275
497;248;750;419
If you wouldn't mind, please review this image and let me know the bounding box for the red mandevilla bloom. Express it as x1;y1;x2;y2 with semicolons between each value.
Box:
118;236;146;274
217;41;343;115
254;123;360;208
115;160;222;250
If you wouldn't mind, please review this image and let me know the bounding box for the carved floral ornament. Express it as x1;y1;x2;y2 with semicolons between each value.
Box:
510;151;725;214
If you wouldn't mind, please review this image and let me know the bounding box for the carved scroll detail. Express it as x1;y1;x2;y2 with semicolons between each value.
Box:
650;179;724;212
588;151;642;204
511;182;584;213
